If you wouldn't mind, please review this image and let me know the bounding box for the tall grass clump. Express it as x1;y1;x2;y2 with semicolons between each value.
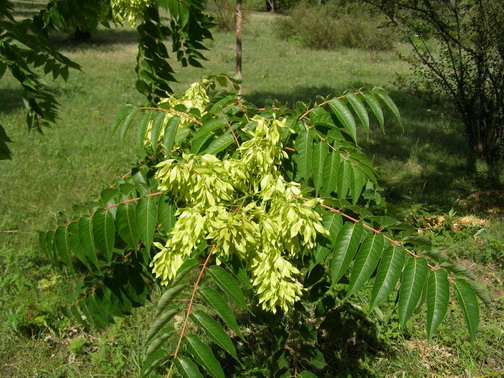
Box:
275;1;396;50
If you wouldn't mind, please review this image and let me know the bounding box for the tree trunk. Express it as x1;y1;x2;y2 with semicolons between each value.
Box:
236;0;243;97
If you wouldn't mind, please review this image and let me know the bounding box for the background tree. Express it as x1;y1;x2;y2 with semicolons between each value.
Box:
368;0;504;177
0;0;214;160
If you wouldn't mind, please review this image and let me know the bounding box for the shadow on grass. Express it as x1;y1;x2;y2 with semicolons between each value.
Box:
224;303;392;376
50;29;139;50
0;88;24;115
247;85;477;208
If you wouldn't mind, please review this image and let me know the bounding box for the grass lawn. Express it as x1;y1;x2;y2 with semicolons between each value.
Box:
1;3;503;376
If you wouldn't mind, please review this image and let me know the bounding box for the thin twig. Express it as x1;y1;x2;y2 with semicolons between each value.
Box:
168;245;216;377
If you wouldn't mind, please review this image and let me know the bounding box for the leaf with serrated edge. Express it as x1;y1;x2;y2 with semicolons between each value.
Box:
294;128;315;182
208;266;248;309
137;111;152;149
54;226;74;272
337;159;352;199
119;107;140;140
175;356;203;378
184;334;225;378
78;215;100;270
453;279;479;341
312;142;327;195
117;202;139;247
190;310;240;362
204;131;235;155
362;92;384;132
141;349;167;377
112;105;133;135
171;258;199;286
321;151;340;197
370;245;405;309
93;209;115;263
426;269;449;342
398;256;428;327
158;195;176;235
67;222;92;270
347;233;384;298
331;222;363;284
322;211;343;245
136;195;159;253
156;284;186;315
146;307;179;343
151;112;166;153
199;287;245;340
191;118;227;154
162;115;180;155
372;87;403;129
329;98;357;143
350;163;365;205
345;92;370;135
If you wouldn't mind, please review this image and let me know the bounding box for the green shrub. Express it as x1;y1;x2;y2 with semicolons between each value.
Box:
275;2;397;50
209;0;236;32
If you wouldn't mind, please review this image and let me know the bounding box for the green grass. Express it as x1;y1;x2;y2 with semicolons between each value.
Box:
1;6;503;376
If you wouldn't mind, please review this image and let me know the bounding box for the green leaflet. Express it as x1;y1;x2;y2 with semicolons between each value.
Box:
337;159;352;199
426;269;450;342
175;356;203;378
372;87;403;129
78;215;100;271
54;226;74;272
116;202;139;247
190;310;240;362
398;256;428;327
141;349;168;377
322;211;343;244
453;279;480;341
208;266;248;309
370;245;405;310
156;284;186;316
146;307;179;343
331;222;363;284
184;334;225;378
295;128;315;182
328;98;357;143
112;105;134;135
67;222;92;271
350;163;365;204
151;111;167;153
204;130;236;155
158;195;176;235
136;195;159;253
191;118;228;154
362;92;384;132
119;107;140;141
145;330;175;362
162;115;180;155
312;142;328;195
137;111;153;149
199;287;245;341
93;209;116;264
300;345;327;370
346;233;384;298
321;151;340;197
345;92;370;135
